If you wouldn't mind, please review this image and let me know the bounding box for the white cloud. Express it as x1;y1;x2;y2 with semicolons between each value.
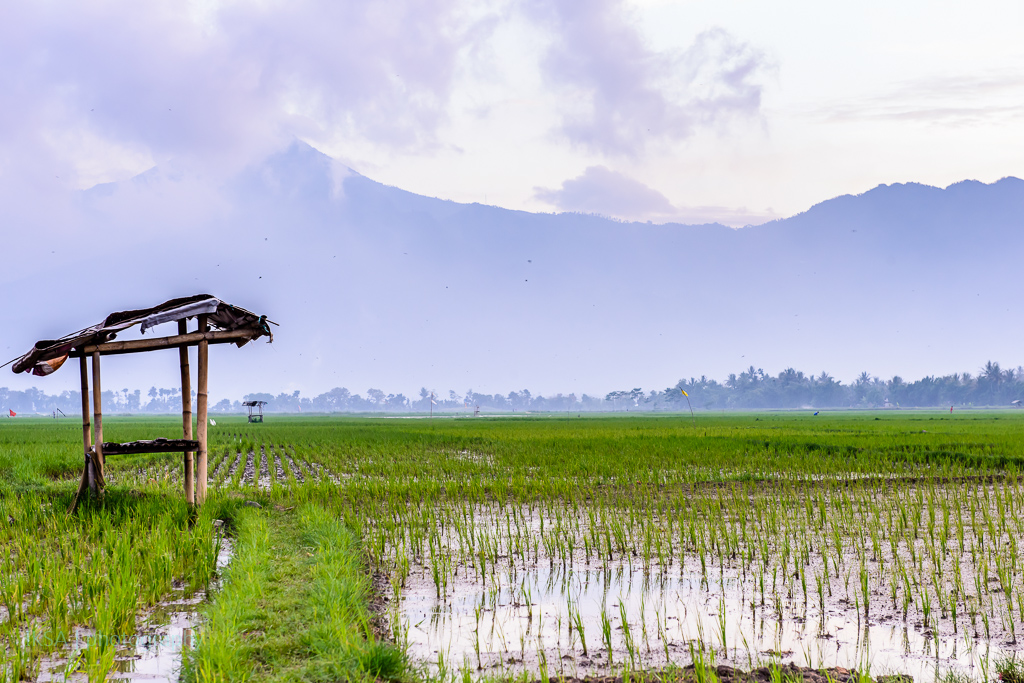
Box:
535;165;778;225
534;165;673;218
809;72;1024;126
0;0;495;192
523;0;769;156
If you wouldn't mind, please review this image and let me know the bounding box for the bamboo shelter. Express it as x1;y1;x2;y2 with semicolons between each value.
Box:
243;400;267;423
9;294;275;509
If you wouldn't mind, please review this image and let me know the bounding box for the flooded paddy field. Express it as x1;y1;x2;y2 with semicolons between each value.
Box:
4;412;1024;682
387;483;1021;682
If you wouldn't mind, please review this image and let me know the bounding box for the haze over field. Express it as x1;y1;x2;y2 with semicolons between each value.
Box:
3;142;1023;401
2;1;1022;401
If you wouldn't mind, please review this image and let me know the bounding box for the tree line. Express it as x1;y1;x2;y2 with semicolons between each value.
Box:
2;361;1023;415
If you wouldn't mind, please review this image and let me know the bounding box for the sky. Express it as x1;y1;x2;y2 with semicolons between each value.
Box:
2;0;1024;404
2;0;1022;228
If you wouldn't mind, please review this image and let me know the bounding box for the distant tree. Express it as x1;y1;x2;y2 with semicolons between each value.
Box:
366;388;386;408
315;387;351;412
629;388;644;406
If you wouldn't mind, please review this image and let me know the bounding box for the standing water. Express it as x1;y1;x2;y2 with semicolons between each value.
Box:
37;538;234;683
394;557;1013;681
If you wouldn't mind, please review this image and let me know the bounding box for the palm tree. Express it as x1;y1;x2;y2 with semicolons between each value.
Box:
981;361;1002;384
980;361;1004;405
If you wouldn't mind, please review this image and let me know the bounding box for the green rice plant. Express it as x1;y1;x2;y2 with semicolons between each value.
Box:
81;634;117;683
688;641;718;683
600;601;614;665
3;628;41;683
568;597;587;656
937;669;971;683
619;600;637;669
717;594;728;654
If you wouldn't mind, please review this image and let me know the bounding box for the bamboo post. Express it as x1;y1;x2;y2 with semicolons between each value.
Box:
70;356;93;513
80;355;92;455
179;319;194;505
196;315;209;504
91;350;106;494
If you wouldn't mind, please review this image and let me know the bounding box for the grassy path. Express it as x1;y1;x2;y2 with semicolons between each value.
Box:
188;503;409;683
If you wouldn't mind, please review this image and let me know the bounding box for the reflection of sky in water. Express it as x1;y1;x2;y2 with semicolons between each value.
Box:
396;560;1012;681
36;602;201;683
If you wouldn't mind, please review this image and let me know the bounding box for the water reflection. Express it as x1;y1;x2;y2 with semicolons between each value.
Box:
394;559;1009;681
38;539;232;683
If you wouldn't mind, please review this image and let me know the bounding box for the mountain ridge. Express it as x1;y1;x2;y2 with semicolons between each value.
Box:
4;141;1022;399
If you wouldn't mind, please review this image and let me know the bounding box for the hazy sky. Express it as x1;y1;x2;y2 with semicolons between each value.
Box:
3;0;1022;227
3;0;1024;404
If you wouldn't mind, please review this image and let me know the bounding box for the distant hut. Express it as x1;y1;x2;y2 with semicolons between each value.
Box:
8;294;275;509
243;400;268;423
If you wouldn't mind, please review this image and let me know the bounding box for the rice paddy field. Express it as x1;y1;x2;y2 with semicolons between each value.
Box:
3;411;1024;683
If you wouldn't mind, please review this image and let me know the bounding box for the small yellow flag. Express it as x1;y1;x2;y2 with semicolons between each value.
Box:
680;389;688;397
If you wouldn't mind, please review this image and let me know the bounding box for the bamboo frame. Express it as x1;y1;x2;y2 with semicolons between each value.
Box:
179;319;195;505
196;315;209;504
74;329;253;357
59;314;264;511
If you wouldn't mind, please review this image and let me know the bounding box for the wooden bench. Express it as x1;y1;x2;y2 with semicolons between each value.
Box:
99;439;200;455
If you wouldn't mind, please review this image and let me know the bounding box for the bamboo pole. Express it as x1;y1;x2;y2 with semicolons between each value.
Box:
70;356;93;513
196;315;209;504
179;319;194;505
80;355;92;454
91;350;106;494
86;449;96;497
75;329;254;356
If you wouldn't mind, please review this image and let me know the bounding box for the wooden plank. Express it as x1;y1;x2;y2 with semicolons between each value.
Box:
196;315;209;504
74;329;254;357
179;320;194;505
100;439;200;455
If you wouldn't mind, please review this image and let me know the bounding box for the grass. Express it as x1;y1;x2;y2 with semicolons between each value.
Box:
0;486;226;681
996;654;1024;683
186;501;408;683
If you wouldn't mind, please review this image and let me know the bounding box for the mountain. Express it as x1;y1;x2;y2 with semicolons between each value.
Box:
3;142;1023;400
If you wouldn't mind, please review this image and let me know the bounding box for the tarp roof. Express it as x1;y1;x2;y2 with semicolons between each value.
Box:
10;294;274;377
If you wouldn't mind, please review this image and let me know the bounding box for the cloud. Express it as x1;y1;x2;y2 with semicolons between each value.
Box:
0;0;493;192
0;0;771;240
810;72;1024;126
666;204;779;228
535;165;779;226
534;165;673;219
523;1;768;156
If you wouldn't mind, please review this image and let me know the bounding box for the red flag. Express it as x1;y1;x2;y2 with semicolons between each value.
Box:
8;409;15;417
